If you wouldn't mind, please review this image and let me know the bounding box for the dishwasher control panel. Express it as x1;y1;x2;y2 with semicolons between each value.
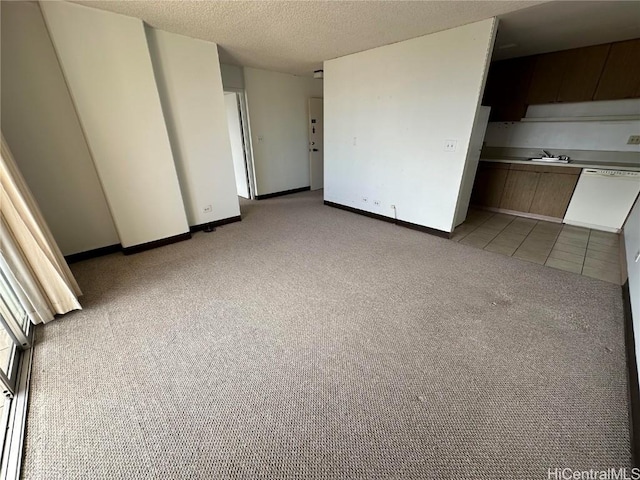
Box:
584;169;640;177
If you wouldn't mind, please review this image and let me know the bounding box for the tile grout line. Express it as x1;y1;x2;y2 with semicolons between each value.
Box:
540;223;564;265
453;212;495;242
455;211;496;242
509;220;539;257
546;225;589;272
480;215;519;249
581;229;592;275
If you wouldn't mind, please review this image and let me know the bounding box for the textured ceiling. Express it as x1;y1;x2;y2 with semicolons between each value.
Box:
71;0;544;76
71;1;640;75
494;1;640;61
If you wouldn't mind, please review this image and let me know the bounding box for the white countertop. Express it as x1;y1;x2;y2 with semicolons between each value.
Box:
480;157;640;172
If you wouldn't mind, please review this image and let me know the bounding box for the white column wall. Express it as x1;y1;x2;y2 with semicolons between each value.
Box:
323;19;497;232
146;28;240;225
41;1;189;248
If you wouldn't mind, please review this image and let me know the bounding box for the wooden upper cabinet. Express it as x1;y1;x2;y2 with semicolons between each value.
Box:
526;51;568;104
484;57;535;121
483;38;640;120
594;39;640;100
557;44;610;102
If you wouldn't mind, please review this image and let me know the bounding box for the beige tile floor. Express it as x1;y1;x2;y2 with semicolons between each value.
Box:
452;209;623;285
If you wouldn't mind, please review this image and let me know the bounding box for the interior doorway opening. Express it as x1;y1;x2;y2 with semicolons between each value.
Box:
224;91;255;199
308;97;324;191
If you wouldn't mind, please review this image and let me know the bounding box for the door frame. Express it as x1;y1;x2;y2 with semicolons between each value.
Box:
308;97;324;191
225;88;257;200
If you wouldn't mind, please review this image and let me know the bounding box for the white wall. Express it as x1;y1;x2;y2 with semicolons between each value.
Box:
484;121;640;154
220;64;245;91
454;106;491;227
484;99;640;156
146;28;240;225
41;1;189;248
324;18;497;233
1;1;119;256
225;93;250;198
624;198;640;380
244;68;323;196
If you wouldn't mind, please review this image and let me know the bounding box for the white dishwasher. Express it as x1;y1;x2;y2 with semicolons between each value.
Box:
564;169;640;233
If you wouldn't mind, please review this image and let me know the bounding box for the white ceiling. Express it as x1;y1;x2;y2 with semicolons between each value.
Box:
71;1;640;76
71;0;544;76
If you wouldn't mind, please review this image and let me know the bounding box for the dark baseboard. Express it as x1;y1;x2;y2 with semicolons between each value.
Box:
190;215;242;233
623;280;640;467
323;200;451;239
64;244;122;264
65;217;241;263
122;232;192;255
255;186;310;200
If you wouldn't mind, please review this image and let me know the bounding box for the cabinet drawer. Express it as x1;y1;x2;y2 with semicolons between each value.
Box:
509;164;545;172
482;161;510;170
542;166;580;175
510;164;580;175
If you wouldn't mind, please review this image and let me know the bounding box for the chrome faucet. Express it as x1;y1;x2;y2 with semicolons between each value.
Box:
536;149;570;163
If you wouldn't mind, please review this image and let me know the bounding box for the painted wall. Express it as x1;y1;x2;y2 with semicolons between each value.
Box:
624;198;640;380
220;64;245;91
40;1;189;248
146;28;240;225
323;18;497;233
225;93;250;198
1;1;119;256
243;68;323;196
484;99;640;156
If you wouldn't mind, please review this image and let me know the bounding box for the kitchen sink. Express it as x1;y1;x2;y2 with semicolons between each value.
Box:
528;157;570;163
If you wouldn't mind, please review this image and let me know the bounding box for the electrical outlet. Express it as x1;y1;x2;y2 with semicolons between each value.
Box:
258;136;264;143
444;139;458;152
203;205;212;213
374;201;380;206
627;135;640;145
362;197;368;202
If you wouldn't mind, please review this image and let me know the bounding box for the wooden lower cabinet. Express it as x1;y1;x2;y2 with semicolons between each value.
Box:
471;163;581;219
529;172;579;218
470;163;509;208
499;170;540;212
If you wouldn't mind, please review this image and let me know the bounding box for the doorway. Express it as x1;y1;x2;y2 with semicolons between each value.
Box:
224;91;255;199
308;97;324;191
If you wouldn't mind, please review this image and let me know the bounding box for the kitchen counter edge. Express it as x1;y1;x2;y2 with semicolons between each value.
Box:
479;157;640;172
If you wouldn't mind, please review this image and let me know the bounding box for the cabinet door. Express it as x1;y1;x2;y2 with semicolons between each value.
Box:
557;44;610;103
594;39;640;100
484;57;535;121
470;165;509;208
499;170;539;212
528;172;580;218
526;51;568;104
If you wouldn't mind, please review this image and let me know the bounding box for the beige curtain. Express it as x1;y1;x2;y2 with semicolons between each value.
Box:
0;134;81;324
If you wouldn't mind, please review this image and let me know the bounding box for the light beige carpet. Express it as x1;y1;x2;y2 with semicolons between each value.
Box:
22;190;630;479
